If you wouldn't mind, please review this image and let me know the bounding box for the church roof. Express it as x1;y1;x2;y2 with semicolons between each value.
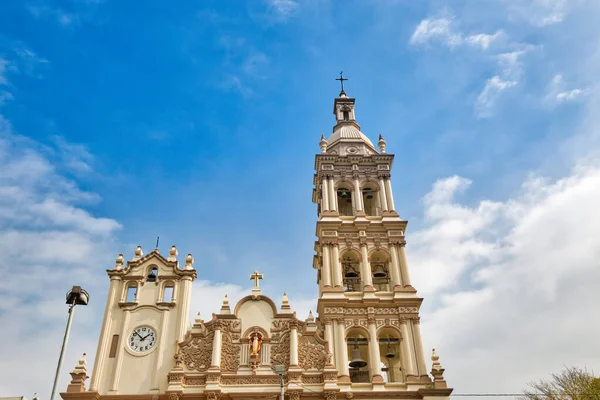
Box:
328;123;376;149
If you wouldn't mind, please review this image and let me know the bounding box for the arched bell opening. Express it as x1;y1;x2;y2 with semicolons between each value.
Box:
369;251;391;291
341;252;361;292
362;184;380;216
378;328;403;383
146;266;158;283
336;186;354;216
346;328;370;383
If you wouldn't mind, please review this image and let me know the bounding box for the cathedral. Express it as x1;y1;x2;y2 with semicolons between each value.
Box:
60;85;452;400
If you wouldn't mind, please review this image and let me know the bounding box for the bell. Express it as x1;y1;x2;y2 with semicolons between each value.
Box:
364;190;374;200
344;266;359;278
373;265;387;278
348;343;367;368
147;269;157;282
340;190;349;199
385;342;395;359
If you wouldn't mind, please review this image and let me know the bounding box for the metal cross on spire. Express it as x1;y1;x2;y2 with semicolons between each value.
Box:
250;271;264;290
336;71;348;94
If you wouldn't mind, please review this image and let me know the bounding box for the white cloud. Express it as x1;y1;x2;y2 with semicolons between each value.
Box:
410;17;502;50
0;116;121;398
545;74;590;105
465;31;504;50
0;90;13;105
411;160;600;392
475;75;517;118
410;17;463;48
266;0;299;20
506;0;573;27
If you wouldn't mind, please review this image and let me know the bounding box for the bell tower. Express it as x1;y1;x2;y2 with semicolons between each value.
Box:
88;245;197;395
313;81;446;392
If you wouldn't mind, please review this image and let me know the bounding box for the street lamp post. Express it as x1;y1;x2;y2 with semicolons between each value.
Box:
273;364;286;400
50;286;90;400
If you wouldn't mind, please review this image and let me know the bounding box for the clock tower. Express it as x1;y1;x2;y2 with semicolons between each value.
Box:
87;245;197;395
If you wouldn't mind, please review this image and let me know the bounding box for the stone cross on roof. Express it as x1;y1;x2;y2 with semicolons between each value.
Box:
250;271;263;295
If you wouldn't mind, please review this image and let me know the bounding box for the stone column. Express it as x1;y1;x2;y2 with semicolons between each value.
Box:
322;244;332;288
89;275;120;391
396;242;414;289
367;318;383;383
384;177;396;212
360;242;373;288
328;177;337;212
322;176;330;212
389;244;403;289
210;323;222;369
335;319;350;378
378;176;388;211
324;319;335;365
399;319;416;378
290;321;299;367
332;242;343;288
353;176;363;212
411;318;428;377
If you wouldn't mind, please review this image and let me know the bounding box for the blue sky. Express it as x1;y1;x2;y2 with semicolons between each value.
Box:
1;0;600;398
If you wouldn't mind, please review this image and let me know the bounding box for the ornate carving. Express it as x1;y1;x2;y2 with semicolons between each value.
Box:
298;336;329;371
179;333;213;372
205;392;220;400
272;319;291;332
321;238;339;246
324;392;338;400
302;375;324;384
345;393;354;399
323;370;338;381
220;332;240;373
413;316;421;324
168;372;183;383
168;393;180;400
270;331;290;369
367;316;376;325
221;375;282;385
183;376;206;385
290;392;301;400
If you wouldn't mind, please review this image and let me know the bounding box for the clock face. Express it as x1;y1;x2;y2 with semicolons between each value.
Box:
128;326;157;354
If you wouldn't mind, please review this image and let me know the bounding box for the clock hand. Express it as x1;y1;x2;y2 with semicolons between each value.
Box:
142;333;153;340
134;331;144;339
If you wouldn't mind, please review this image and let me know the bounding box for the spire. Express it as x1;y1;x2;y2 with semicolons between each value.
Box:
66;353;88;393
378;134;387;153
220;294;231;314
319;134;328;153
430;348;448;388
280;292;292;313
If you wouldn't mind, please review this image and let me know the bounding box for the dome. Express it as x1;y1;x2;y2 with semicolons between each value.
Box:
327;124;376;149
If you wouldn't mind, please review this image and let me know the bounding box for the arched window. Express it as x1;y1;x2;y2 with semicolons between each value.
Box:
125;283;137;302
342;254;361;292
162;283;174;302
337;187;354;216
347;328;370;383
362;185;380;216
370;251;391;291
378;328;403;383
343;110;350;121
147;266;158;282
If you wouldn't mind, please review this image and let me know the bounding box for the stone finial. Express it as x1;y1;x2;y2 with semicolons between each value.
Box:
281;292;292;313
194;312;203;326
133;245;143;260
168;245;178;262
220;294;231;314
319;134;328;154
66;353;88;393
307;310;315;323
377;134;387;154
430;348;447;388
114;253;124;271
185;253;194;270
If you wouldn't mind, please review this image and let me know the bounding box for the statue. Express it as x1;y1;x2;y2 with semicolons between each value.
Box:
249;332;263;359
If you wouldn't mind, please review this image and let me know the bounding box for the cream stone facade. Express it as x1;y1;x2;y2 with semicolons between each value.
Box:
61;89;452;400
